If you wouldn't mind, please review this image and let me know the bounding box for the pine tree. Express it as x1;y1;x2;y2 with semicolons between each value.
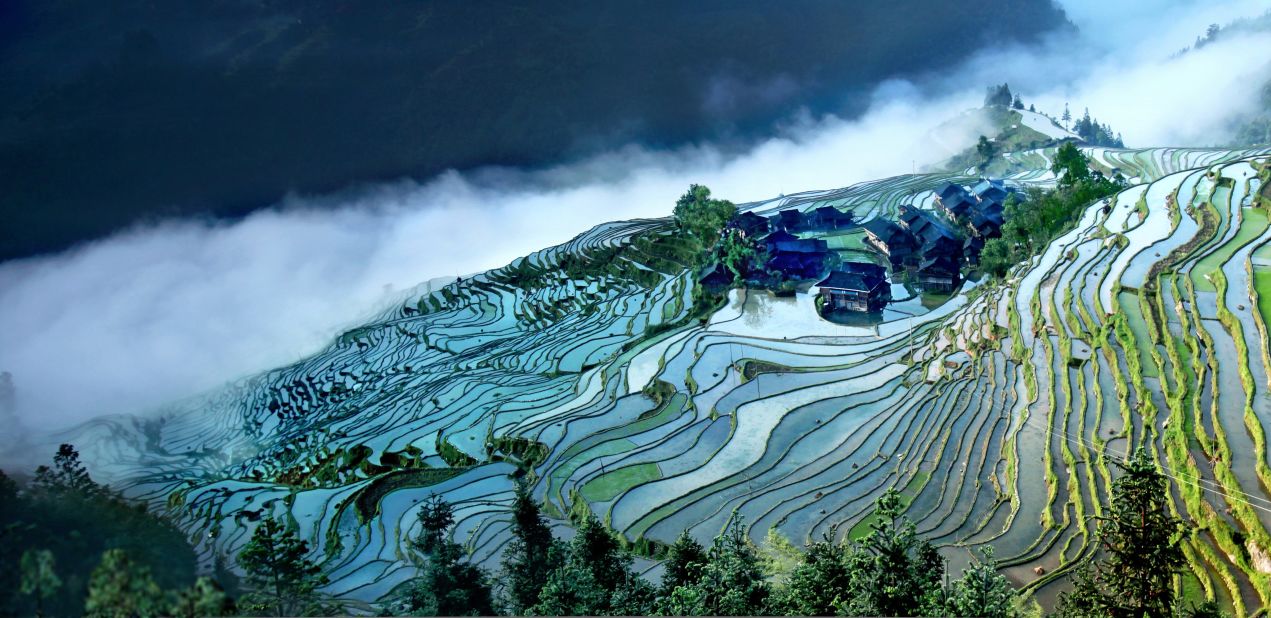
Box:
839;490;945;617
1055;449;1186;617
408;538;495;616
84;549;166;618
659;514;770;616
532;515;652;616
33;443;101;496
415;494;455;554
500;482;560;614
18;549;61;618
777;538;852;616
1029;103;1036;112
1062;103;1072;128
237;516;329;616
169;577;235;618
1012;94;1024;110
660;531;706;596
945;547;1015;618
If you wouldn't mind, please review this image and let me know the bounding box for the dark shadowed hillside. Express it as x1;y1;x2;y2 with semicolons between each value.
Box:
0;0;1069;260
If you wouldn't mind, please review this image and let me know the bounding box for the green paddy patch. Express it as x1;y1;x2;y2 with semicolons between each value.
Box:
1117;291;1159;378
580;463;662;502
823;229;870;252
1255;266;1271;331
1191;189;1256;293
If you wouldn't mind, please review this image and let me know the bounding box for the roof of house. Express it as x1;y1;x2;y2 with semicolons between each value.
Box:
700;265;734;286
774;238;828;253
972;178;1005;196
840;261;887;278
764;230;799;244
813;205;853;223
817;271;878;293
863;217;912;245
964;235;986;250
936;182;967;201
940;192;977;213
919;254;961;275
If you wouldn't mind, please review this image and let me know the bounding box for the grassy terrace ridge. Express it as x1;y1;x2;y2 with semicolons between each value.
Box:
50;146;1271;612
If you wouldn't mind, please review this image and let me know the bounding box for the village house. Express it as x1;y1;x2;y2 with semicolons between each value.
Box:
916;254;961;293
862;217;917;267
729;211;770;237
972;177;1010;204
816;261;890;313
771;208;806;232
808;206;854;231
765;234;830;280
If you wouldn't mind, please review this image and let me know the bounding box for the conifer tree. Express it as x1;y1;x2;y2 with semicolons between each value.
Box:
84;549;166;618
33;443;100;496
18;549;61;618
1062;103;1072;128
1055;449;1186;617
169;576;235;618
660;530;706;596
945;547;1015;618
839;490;944;617
409;537;495;616
659;514;770;616
777;538;852;616
415;494;455;554
237;516;329;616
532;515;652;616
500;481;560;614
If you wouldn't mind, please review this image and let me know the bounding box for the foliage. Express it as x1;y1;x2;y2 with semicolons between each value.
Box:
1071;108;1124;148
531;515;654;615
985;83;1015;107
169;577;236;618
18;549;61;617
500;481;562;614
977;135;998;168
84;549;166;618
673;184;737;251
408;532;495;616
0;445;199;617
838;490;946;617
1054;449;1188;618
945;547;1014;618
236;516;330;616
776;537;853;616
660;531;707;596
658;514;771;616
980;145;1123;277
716;227;762;282
415;495;456;554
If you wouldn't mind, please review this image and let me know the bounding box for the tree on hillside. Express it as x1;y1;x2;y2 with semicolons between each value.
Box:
1062;103;1072;128
415;494;455;554
716;227;761;282
19;549;61;618
84;549;166;618
977;135;997;168
500;482;561;614
532;515;652;616
660;531;707;597
945;547;1014;618
658;514;771;616
33;443;101;496
169;577;235;618
237;516;329;616
776;536;853;616
406;497;494;616
1054;449;1187;618
673;184;737;248
839;490;945;617
984;83;1014;107
1013;94;1024;110
1051;142;1092;187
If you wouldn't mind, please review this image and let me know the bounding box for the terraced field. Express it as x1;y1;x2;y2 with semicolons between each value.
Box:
58;146;1271;611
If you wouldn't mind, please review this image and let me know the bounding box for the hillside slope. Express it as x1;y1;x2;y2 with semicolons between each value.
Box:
55;144;1271;611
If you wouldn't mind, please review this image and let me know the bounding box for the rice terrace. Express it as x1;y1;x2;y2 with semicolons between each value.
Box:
4;3;1271;616
46;137;1271;612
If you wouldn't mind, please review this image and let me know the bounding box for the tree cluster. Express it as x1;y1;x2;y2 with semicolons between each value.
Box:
673;184;738;257
985;83;1016;108
1072;108;1125;148
979;142;1124;277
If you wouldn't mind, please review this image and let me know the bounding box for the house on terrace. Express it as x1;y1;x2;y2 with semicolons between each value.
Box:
808;206;854;231
816;262;890;312
862;218;917;267
729;211;770;237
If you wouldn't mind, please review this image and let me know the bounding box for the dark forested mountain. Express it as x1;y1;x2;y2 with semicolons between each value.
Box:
0;0;1069;260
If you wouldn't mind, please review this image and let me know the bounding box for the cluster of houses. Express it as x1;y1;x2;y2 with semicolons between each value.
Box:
861;178;1011;293
698;178;1012;315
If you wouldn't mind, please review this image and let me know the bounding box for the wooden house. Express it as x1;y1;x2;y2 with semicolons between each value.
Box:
816;263;890;313
809;206;854;231
729;211;770;237
917;254;961;293
862;218;917;266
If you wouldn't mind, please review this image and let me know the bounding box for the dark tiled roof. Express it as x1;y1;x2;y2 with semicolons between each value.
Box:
862;217;910;245
774;239;828;253
764;230;798;244
936;182;967;201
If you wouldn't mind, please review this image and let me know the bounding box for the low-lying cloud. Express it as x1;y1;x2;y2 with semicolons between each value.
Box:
1;0;1269;433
